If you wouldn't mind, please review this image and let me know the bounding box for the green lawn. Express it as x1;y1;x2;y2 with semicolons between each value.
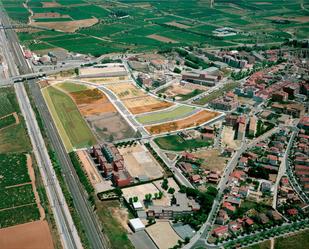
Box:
42;86;96;151
56;82;88;93
136;105;195;125
154;134;212;151
177;89;204;101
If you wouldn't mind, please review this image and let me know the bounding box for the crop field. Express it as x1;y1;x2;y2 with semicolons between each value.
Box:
0;87;30;153
136;105;196;125
7;0;307;55
123;96;173;115
42;85;97;151
0;153;39;228
145;110;219;135
106;82;147;99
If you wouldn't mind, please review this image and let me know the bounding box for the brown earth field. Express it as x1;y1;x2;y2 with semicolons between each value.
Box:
146;110;219;134
69;88;116;116
147;34;179;43
87;112;136;142
165;21;190;29
32;13;69;19
0;220;54;249
106;83;147;99
31;18;98;32
42;2;61;8
123;96;173;114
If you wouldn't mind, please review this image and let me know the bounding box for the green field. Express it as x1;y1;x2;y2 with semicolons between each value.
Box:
42;86;97;151
177;89;204;101
275;230;309;249
0;87;31;153
0;153;39;228
154;134;212;151
136;105;196;125
56;82;88;93
6;0;307;55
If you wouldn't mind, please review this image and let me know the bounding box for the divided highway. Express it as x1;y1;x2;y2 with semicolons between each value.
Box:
0;7;108;249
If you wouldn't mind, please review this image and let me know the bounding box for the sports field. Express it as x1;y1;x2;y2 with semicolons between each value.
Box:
136;105;196;125
146;110;219;134
42;85;97;151
8;0;307;55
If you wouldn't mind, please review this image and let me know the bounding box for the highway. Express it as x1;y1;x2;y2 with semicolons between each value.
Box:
0;7;109;249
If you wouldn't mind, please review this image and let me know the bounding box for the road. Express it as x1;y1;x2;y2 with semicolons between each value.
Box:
0;7;109;249
184;127;280;249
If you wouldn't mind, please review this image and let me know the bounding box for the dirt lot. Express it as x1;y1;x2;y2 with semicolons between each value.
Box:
118;143;163;180
192;149;227;173
123;96;173;114
42;2;61;7
31;18;98;32
266;16;309;23
146;110;219;134
87;112;136;142
146;221;181;249
222;126;240;149
82;76;129;85
106;83;147;99
32;13;69;19
147;34;178;43
165;21;190;29
0;220;54;249
69;88;116;116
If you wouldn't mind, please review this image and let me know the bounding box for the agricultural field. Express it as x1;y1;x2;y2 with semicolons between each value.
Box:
42;85;97;151
6;0;306;55
0;87;31;153
136;105;196;125
0;153;40;228
123;95;173;115
145;110;219;135
154;134;212;152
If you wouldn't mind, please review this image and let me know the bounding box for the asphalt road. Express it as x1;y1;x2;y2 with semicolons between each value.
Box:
0;7;109;249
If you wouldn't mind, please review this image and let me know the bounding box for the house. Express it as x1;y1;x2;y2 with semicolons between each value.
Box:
228;221;242;233
190;174;201;183
178;162;193;174
243;218;254;227
226;196;242;207
287;208;298;216
257;213;269;224
216;210;229;225
212;226;229;238
267;210;282;221
222;202;236;213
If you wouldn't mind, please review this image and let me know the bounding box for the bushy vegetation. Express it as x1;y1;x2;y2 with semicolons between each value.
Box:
0;114;16;129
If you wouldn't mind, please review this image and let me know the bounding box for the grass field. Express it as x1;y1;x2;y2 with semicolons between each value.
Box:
136;105;196;125
0;87;31;153
154;134;212;151
42;86;97;151
275;230;309;249
8;0;307;55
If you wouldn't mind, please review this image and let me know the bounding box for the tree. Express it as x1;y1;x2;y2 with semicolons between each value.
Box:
173;67;181;74
184;237;190;244
158;191;163;199
158;93;162;98
74;68;79;75
161;178;169;190
133;196;138;202
154;192;158;199
168;187;175;194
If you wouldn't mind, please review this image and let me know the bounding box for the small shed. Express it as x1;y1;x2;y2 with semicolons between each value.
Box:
129;218;145;232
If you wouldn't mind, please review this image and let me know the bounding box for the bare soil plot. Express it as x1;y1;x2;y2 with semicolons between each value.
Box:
31;18;98;32
118;143;164;180
81;76;129;85
42;2;61;8
265;16;309;23
123;96;173;115
147;34;179;44
146;110;219;134
166;21;190;29
122;183;161;205
222;126;240;149
0;220;54;249
146;221;182;249
32;13;70;19
87;112;136;142
192;149;227;173
106;83;147;99
69;88;117;116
